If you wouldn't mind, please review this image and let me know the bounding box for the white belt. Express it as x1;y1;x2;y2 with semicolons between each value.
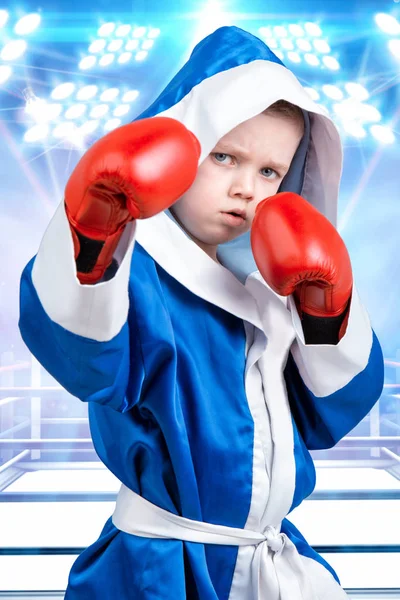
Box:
112;484;317;599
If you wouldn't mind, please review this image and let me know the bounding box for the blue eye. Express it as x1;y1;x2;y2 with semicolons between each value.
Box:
213;153;231;163
261;168;278;179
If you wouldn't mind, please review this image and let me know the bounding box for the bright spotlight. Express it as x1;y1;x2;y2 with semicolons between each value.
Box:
148;28;160;38
24;123;49;143
142;39;154;50
132;26;147;38
304;53;320;66
0;9;9;28
273;25;287;37
14;13;41;35
265;37;278;49
115;25;131;37
296;39;312;51
388;39;400;59
108;40;123;52
358;104;381;122
304;87;320;101
53;122;77;139
343;123;367;139
89;39;106;53
80;120;100;135
304;22;322;37
104;118;122;131
344;82;369;101
1;40;27;60
51;83;75;100
65;104;87;120
126;40;139;51
322;84;343;100
313;39;330;53
0;65;12;83
323;56;340;70
288;24;304;37
76;85;98;100
99;54;115;66
135;50;148;61
113;105;130;117
374;13;400;35
118;52;132;64
287;51;301;63
79;56;97;70
100;88;120;102
90;105;109;118
98;22;115;37
122;90;139;102
280;39;294;50
370;124;395;144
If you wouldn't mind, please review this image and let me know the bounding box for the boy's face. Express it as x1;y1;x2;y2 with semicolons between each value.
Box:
169;111;304;261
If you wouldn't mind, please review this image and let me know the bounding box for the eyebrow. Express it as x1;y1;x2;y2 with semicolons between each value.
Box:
215;141;290;173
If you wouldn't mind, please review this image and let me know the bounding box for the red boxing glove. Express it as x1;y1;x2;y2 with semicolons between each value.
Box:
65;117;201;284
250;192;353;323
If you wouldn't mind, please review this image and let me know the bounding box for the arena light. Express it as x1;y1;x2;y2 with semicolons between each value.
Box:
388;39;400;59
304;22;322;37
258;21;340;71
296;39;312;52
51;83;75;100
98;22;115;37
0;9;9;28
1;40;27;60
344;82;369;101
287;51;301;63
113;105;130;117
23;123;49;143
322;84;344;100
304;53;320;66
374;13;400;35
88;39;106;53
288;24;304;37
304;87;320;101
0;65;12;84
118;53;132;64
79;56;97;70
104;118;122;131
100;88;120;102
116;24;131;37
76;85;98;100
322;56;340;70
370;125;395;144
135;50;148;61
14;13;41;35
343;122;367;139
90;104;110;118
148;28;160;38
65;104;87;120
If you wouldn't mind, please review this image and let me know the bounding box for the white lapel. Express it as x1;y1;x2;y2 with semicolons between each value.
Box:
136;211;265;331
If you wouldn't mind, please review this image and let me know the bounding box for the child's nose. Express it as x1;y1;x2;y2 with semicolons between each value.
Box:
229;171;255;200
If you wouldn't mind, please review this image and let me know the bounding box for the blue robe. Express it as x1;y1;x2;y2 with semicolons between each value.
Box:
19;26;384;599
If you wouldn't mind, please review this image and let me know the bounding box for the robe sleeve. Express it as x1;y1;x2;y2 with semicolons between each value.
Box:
18;200;142;412
284;285;384;450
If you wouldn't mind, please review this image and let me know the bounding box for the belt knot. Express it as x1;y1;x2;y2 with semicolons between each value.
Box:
263;525;285;553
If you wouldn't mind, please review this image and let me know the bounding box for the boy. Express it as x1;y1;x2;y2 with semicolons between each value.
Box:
19;26;384;599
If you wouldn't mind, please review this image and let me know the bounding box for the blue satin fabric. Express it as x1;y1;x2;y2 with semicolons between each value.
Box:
136;26;285;122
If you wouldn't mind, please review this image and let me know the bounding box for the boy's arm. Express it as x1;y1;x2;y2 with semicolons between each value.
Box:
19;203;137;411
285;287;384;449
251;192;384;448
19;118;200;412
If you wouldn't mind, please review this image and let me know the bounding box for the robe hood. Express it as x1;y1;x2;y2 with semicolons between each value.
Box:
134;26;343;284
